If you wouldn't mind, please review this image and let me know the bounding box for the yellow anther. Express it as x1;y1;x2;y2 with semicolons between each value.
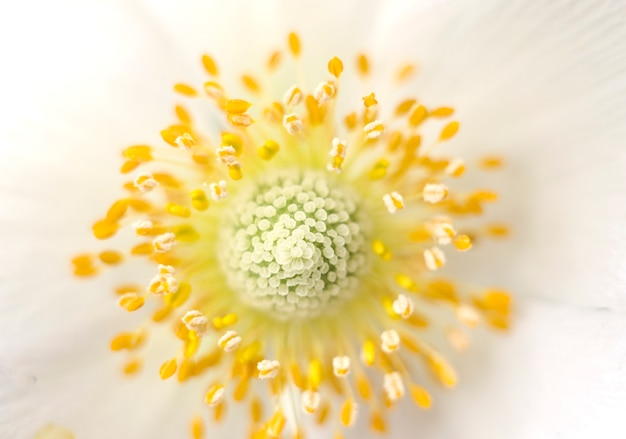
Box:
152;306;172;322
382;191;404;214
301;390;321;414
268;409;286;436
332;356;350;377
227;112;254;127
251;398;263;424
362;93;377;108
152;232;176;253
381;329;400;353
313;81;336;104
430;107;455;117
440;121;460;141
218;330;242;352
160;125;190;147
383;371;404;401
395;274;418;292
123;358;142;375
307;359;323;389
122;145;152;162
410;386;432;409
204;81;225;102
445;158;466;177
447;328;470;351
72;254;96;277
470;190;498;203
357;53;370;76
306;95;323;125
160;358;178;380
392;294;414;318
395;99;416;116
480;155;504;170
327;137;348;172
174;83;198;97
424;247;446;270
92;220;118;240
189;188;209;212
257;359;280;380
328;56;344;78
408;104;427;126
106;199;129;223
205;384;225;406
120;160;140;174
268;50;282;70
133;172;159;193
227;164;243;180
258;139;280;161
166;203;191;218
486;224;510;237
110;332;142;351
242;74;260;93
429;353;457;388
213;313;238;329
149;264;178;296
130;242;152;256
283;85;303;107
422;183;448;204
369;158;389;180
288;32;301;57
191;415;204;439
363;120;384;139
182;310;210;337
356;374;372;400
396;63;416;82
370;411;387;433
454;234;472;251
361;340;376;367
209;180;228;201
118;293;144;312
164;281;191;308
340;399;357;427
225;99;251;114
344;112;357;130
98;250;122;265
202;54;219;76
283;113;303;135
371;239;392;261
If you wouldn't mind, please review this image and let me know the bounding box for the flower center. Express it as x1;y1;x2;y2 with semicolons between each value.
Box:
218;170;369;319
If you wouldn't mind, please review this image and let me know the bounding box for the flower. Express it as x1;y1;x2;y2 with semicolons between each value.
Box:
2;1;626;439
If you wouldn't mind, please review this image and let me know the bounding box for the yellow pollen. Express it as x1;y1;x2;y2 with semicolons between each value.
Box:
328;56;344;78
363;120;384;139
288;32;301;57
202;54;219;76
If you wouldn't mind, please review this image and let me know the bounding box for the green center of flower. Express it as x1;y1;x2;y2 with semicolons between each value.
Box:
218;170;369;319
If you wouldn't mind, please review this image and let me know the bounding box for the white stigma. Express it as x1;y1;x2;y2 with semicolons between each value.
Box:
219;171;369;319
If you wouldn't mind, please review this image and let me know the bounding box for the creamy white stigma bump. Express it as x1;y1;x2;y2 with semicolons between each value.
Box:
219;170;370;319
